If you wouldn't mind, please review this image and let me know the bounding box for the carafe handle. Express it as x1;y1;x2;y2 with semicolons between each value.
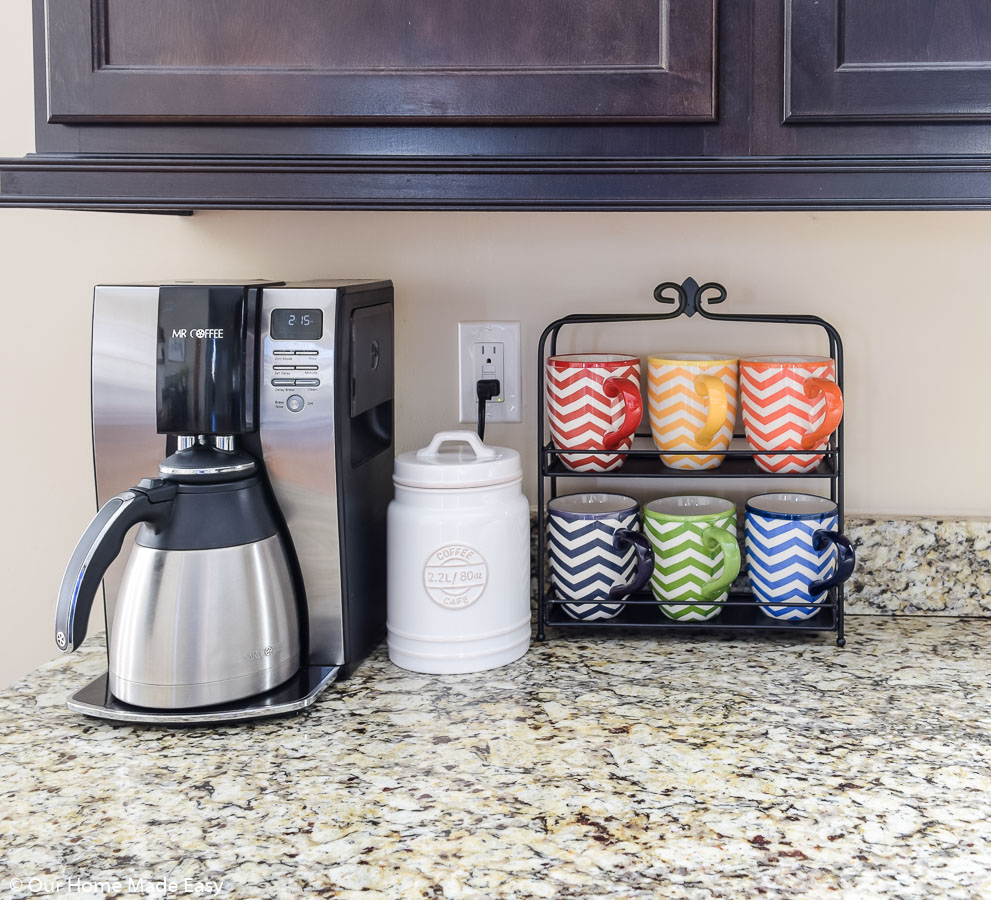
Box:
55;479;176;653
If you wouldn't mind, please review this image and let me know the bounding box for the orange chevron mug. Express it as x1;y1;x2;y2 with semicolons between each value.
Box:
545;354;643;472
647;353;738;470
739;356;843;474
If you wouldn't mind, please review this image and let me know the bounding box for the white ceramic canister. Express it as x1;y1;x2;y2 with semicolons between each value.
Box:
387;430;531;674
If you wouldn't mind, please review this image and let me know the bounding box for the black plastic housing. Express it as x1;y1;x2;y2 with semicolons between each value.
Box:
136;477;280;552
337;285;394;678
156;284;262;436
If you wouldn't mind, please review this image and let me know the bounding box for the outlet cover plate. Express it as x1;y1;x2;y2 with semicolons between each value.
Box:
458;321;521;424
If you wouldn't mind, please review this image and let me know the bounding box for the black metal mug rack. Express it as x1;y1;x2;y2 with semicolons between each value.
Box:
536;277;846;646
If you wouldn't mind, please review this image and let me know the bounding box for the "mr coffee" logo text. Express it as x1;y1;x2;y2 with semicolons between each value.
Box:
171;328;225;339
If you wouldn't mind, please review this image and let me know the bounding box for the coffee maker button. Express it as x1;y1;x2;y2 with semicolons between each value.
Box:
295;350;319;356
273;365;299;371
295;365;319;371
295;378;320;387
272;378;297;387
286;394;306;413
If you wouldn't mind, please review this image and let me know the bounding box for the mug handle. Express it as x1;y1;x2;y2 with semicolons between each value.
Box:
809;531;856;594
601;376;643;451
801;378;844;451
607;529;654;600
699;525;742;601
693;374;729;447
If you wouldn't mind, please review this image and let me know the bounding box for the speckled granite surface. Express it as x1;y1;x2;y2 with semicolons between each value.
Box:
2;617;991;899
845;517;991;616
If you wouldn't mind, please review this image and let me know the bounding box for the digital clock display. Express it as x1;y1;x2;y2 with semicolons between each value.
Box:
271;308;323;341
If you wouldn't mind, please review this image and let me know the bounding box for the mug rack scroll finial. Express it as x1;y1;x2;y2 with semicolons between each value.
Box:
653;277;727;317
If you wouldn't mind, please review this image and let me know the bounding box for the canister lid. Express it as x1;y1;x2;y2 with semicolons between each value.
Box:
394;430;522;488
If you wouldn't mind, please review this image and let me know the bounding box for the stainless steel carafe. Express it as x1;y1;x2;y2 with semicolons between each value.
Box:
55;441;300;709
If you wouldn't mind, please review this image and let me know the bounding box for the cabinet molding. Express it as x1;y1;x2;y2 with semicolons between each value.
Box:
4;155;991;212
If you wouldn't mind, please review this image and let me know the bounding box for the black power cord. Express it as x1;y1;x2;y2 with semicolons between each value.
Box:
475;378;501;441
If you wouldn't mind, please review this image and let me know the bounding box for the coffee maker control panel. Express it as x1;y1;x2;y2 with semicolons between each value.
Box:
261;302;334;416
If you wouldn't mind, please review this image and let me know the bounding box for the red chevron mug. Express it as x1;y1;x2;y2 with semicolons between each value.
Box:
739;356;843;474
545;353;643;472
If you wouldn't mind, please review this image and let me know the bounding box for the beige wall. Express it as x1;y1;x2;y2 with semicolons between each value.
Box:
2;1;990;687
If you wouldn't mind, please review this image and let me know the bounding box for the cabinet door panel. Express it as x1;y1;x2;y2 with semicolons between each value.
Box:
786;0;991;121
47;0;716;122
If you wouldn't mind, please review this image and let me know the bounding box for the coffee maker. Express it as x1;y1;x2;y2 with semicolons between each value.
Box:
56;279;394;723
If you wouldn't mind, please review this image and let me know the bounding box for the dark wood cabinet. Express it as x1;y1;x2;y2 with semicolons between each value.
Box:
785;0;991;122
755;0;991;157
5;0;991;210
49;0;716;122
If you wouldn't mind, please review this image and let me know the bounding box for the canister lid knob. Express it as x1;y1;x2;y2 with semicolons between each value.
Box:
394;430;521;489
416;430;498;462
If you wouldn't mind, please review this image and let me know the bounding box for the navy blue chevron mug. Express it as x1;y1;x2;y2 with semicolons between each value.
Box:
547;493;654;621
745;493;855;621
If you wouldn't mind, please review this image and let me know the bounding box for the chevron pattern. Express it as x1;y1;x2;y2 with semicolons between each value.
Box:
746;512;837;620
546;359;641;472
740;359;836;473
549;509;640;620
648;360;738;470
644;511;736;621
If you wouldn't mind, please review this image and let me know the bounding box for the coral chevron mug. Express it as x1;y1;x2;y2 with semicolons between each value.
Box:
547;493;654;621
643;496;741;622
545;354;642;472
745;493;855;621
739;356;843;474
647;353;738;470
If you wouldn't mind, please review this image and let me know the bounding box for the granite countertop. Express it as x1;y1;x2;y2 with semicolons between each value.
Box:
2;616;990;899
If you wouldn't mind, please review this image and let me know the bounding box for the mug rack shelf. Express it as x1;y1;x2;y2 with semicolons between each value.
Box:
535;277;847;646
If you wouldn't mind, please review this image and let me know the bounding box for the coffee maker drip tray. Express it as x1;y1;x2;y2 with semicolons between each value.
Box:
66;665;339;725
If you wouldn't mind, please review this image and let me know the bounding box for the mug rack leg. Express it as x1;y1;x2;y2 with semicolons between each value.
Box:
536;464;547;642
537;473;558;643
836;589;846;647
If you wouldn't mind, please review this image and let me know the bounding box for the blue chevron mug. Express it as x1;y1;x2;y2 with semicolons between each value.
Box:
547;493;654;621
745;493;855;621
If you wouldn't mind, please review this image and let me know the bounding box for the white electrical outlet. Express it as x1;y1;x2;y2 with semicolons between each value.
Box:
458;321;522;424
474;341;506;400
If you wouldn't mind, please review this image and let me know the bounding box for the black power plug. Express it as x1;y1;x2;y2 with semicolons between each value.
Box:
475;378;501;441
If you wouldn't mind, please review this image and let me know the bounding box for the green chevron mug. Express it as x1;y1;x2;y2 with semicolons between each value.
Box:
643;496;741;621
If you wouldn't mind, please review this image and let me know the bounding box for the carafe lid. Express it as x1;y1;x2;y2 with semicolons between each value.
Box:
159;444;258;483
394;430;521;489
